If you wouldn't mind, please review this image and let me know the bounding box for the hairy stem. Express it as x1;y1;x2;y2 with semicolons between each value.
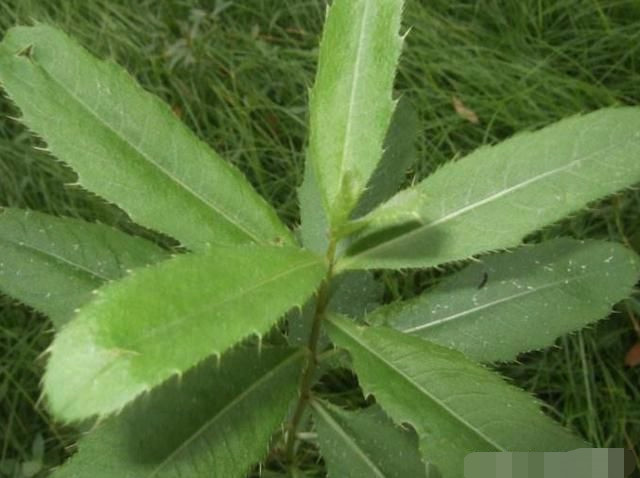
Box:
285;240;336;462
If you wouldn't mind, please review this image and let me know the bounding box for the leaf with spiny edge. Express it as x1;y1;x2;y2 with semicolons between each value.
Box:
0;25;293;251
368;238;640;362
312;400;428;478
0;208;168;328
326;316;587;478
53;346;305;478
44;244;326;422
308;0;405;228
339;108;640;270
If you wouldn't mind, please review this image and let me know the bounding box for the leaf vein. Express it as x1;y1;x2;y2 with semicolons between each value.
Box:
332;319;505;451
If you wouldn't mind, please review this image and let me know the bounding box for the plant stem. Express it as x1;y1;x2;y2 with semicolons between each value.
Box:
285;240;336;462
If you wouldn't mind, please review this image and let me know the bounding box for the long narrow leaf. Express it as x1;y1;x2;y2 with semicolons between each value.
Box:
308;0;404;227
326;316;586;478
53;346;305;478
44;244;326;422
339;108;640;270
0;26;292;251
0;208;167;327
369;239;640;362
312;400;427;478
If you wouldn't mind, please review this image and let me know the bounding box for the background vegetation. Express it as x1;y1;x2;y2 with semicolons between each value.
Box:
1;0;639;475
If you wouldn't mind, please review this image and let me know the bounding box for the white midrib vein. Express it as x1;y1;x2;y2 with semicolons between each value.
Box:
56;255;323;416
331;319;506;452
401;272;598;333
311;401;387;478
334;2;368;205
148;350;304;477
349;139;625;262
2;236;111;281
127;256;323;348
33;57;263;243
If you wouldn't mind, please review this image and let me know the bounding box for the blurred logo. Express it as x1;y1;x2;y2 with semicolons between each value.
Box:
464;448;637;478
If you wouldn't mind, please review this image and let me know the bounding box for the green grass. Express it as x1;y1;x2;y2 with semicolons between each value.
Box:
1;0;640;476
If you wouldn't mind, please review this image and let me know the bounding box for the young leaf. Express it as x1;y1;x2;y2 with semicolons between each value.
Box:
0;208;168;327
299;98;418;253
308;0;404;227
351;97;419;218
311;400;427;478
53;346;305;478
368;238;640;362
44;244;326;422
339;108;640;270
326;316;587;478
0;26;293;251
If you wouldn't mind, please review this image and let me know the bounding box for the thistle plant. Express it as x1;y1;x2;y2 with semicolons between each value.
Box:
1;1;640;477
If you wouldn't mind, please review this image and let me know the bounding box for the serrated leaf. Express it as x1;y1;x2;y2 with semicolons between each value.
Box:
339;108;640;270
44;244;326;422
369;238;640;362
53;346;304;478
0;25;292;251
0;208;168;327
312;400;427;478
351;97;419;218
326;316;587;478
308;0;404;227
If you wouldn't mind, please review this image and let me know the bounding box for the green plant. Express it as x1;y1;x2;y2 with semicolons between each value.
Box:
1;0;640;476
